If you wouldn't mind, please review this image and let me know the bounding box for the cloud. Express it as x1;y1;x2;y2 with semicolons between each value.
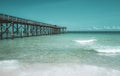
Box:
92;26;120;31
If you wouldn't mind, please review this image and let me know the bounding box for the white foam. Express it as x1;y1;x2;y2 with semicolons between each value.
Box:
0;60;19;70
90;45;120;56
96;49;120;53
75;39;96;45
12;64;120;76
92;45;120;54
0;63;120;76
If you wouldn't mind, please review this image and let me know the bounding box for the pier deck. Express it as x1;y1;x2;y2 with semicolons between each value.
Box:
0;14;66;39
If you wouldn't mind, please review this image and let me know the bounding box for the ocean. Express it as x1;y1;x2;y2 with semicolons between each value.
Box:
0;33;120;76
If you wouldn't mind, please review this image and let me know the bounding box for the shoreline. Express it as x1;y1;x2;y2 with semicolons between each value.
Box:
0;60;120;76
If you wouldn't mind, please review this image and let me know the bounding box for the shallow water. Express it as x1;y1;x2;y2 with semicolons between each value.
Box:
0;33;120;76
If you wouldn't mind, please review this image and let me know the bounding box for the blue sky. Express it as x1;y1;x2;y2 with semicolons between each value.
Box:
0;0;120;31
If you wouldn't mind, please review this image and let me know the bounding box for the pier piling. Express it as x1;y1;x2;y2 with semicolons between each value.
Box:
0;14;67;40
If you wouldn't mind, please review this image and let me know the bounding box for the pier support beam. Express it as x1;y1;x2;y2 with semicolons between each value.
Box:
0;23;2;40
11;22;14;39
20;24;23;38
27;25;29;37
6;23;8;39
23;24;26;37
16;24;19;36
36;26;38;36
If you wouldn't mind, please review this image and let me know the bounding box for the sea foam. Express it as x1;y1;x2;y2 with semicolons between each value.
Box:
74;39;96;45
96;49;120;53
91;45;120;56
92;45;120;54
0;60;19;70
1;63;120;76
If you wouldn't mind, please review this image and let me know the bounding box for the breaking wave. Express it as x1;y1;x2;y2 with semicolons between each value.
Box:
74;39;96;45
74;38;120;55
95;48;120;54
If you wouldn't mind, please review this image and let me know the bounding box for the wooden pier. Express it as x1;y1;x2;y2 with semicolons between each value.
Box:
0;14;66;40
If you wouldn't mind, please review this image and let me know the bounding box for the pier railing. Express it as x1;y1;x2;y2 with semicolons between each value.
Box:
0;14;66;39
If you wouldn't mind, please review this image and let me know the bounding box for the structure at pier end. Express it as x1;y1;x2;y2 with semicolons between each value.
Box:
0;14;67;40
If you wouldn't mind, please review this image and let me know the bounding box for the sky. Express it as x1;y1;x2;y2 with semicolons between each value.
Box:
0;0;120;31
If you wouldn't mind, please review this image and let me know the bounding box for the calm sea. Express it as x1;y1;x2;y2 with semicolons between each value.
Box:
0;33;120;76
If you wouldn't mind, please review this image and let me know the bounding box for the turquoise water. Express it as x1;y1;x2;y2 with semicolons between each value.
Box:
0;33;120;76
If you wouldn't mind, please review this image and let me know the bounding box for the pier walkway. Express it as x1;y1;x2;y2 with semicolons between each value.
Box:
0;14;66;39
